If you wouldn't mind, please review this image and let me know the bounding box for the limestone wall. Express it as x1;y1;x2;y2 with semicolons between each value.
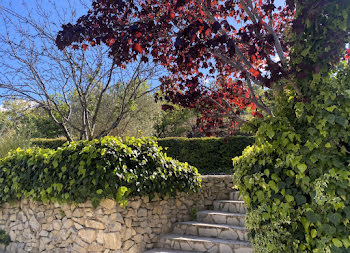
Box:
0;175;233;253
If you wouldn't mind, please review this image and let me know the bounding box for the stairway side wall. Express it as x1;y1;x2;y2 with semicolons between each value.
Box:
0;175;233;253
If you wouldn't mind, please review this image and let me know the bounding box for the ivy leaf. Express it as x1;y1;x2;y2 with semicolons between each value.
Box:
297;164;307;173
332;238;343;248
306;211;321;223
295;194;306;205
328;213;342;226
335;116;348;127
325;114;335;124
116;186;128;203
311;229;317;238
52;160;58;168
256;190;264;202
344;207;350;219
342;238;350;248
266;128;275;139
322;224;336;235
325;106;336;112
325;142;332;148
285;195;294;202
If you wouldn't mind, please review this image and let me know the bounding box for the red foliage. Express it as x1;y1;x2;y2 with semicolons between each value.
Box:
345;49;350;60
55;0;295;135
252;111;264;118
133;43;143;54
82;44;89;50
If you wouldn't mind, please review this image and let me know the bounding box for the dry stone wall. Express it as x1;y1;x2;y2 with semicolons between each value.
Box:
0;175;233;253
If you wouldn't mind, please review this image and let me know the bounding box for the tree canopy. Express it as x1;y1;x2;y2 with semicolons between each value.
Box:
56;0;350;134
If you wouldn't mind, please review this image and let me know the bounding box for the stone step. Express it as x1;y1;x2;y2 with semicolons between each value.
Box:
213;200;247;214
173;221;248;241
144;249;197;253
229;191;243;201
158;234;253;253
196;210;246;226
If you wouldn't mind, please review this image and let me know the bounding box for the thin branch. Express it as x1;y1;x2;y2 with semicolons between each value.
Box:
205;96;248;125
246;78;273;115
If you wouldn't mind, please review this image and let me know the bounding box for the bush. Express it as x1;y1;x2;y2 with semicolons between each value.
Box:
30;136;254;174
233;64;350;252
0;229;11;246
0;136;201;207
31;138;68;149
158;136;254;174
0;131;31;158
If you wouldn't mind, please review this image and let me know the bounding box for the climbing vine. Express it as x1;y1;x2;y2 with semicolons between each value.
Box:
0;136;201;208
234;1;350;249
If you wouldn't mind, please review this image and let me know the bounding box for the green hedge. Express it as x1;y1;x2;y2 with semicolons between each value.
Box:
158;136;254;174
31;138;68;149
30;136;254;174
0;136;201;207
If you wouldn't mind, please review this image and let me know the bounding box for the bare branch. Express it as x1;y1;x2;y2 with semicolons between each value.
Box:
205;96;248;125
245;78;273;115
0;2;160;140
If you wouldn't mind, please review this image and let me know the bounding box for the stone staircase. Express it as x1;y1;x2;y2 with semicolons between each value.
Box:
145;191;252;253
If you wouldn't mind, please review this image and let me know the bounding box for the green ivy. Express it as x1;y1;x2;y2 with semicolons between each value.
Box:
0;230;10;246
233;1;350;251
234;62;350;253
0;136;201;207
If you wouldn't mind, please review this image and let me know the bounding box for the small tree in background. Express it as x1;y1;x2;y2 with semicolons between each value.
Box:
153;104;199;138
0;1;161;141
0;99;63;157
0;99;63;138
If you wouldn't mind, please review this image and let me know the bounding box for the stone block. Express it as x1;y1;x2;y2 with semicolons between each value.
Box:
103;232;121;250
85;219;105;230
78;229;96;244
29;216;41;232
100;199;116;210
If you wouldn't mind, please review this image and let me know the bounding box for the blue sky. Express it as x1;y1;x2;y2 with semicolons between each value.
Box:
0;0;88;18
0;0;287;104
0;0;165;103
0;0;100;103
0;0;89;34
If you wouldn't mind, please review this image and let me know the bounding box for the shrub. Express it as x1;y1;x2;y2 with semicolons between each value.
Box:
0;229;11;246
0;136;201;207
233;64;350;252
158;136;254;174
30;138;68;149
0;131;31;158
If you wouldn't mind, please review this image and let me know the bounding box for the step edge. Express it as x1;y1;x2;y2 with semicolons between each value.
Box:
144;249;199;253
196;210;246;216
175;221;248;230
214;200;245;203
160;233;252;246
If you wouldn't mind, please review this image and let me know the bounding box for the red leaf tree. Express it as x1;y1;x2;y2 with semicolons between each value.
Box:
55;0;349;135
